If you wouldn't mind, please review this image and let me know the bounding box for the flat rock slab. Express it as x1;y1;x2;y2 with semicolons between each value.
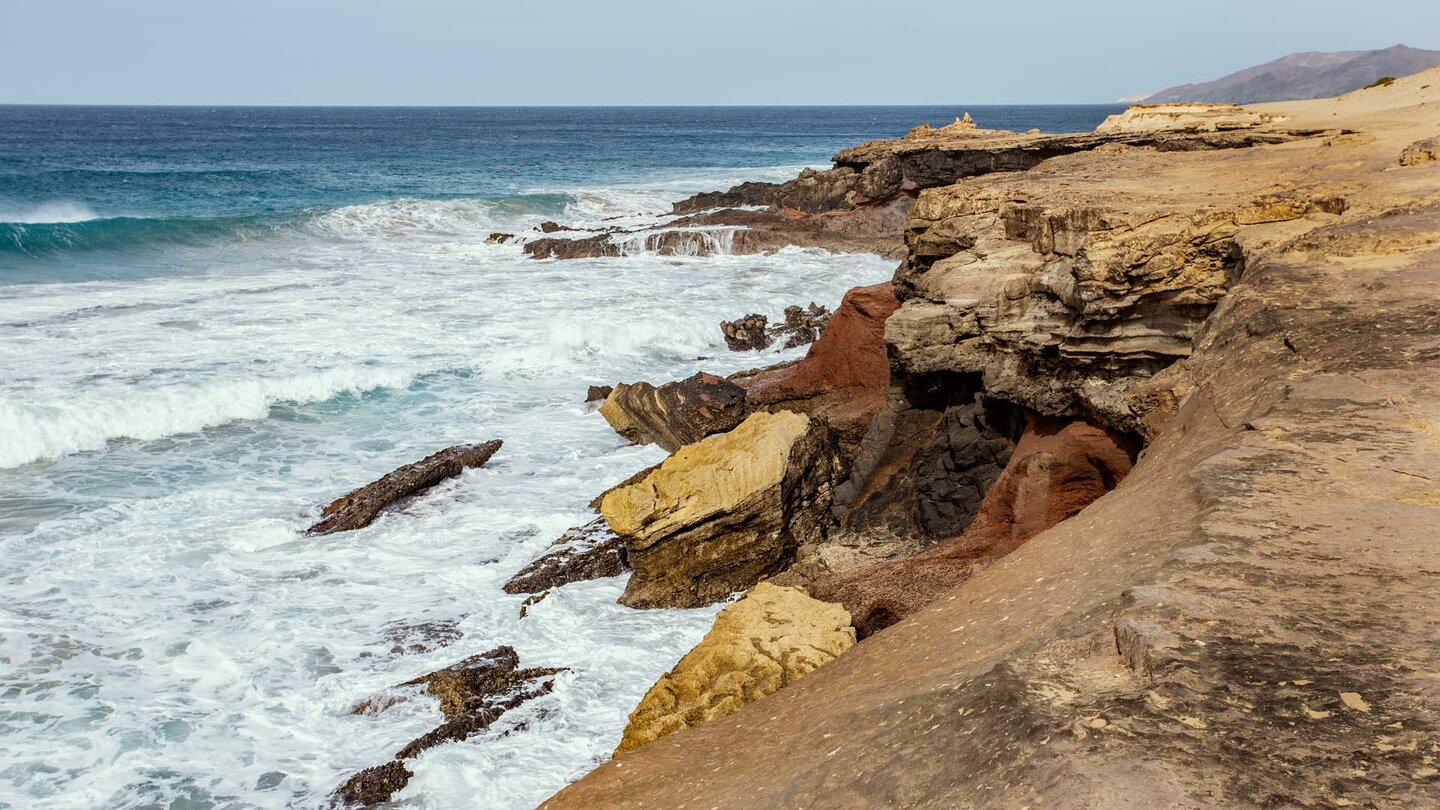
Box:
307;440;501;535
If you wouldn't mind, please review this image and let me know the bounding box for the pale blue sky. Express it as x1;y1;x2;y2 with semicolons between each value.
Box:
4;0;1437;105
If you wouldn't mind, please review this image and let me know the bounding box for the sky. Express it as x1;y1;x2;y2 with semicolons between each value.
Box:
3;0;1438;105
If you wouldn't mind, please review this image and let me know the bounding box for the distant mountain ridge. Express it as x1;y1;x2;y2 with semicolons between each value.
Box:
1140;44;1440;104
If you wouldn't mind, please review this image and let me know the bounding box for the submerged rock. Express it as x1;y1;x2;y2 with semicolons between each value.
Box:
614;583;854;755
600;410;841;609
503;517;628;594
598;373;749;452
307;441;502;535
334;646;563;806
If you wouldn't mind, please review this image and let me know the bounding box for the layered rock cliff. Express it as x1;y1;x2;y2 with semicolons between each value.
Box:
543;70;1440;808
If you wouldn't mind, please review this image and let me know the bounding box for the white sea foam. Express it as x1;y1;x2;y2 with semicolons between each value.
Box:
0;173;893;808
1;200;101;223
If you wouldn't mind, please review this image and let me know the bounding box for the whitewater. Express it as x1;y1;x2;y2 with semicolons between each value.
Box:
0;104;1123;809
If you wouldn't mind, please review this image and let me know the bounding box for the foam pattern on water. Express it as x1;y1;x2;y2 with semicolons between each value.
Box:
0;183;892;808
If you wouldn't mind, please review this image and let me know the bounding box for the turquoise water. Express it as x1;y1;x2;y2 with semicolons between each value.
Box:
0;105;1124;808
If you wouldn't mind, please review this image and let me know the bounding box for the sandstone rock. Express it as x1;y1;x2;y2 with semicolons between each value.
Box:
542;73;1440;809
1399;135;1440;165
736;283;899;449
1095;103;1287;134
308;441;502;535
584;385;613;404
600;411;840;608
335;646;562;805
614;583;854;755
598;373;750;452
813;413;1139;637
503;517;628;594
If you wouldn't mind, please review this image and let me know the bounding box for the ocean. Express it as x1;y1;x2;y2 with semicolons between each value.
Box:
0;104;1124;809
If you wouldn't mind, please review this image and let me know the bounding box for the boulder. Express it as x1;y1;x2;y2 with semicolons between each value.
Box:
1399;135;1440;166
812;413;1139;638
720;313;771;351
598;373;750;453
308;441;502;535
600;411;840;609
614;583;854;755
584;385;613;404
334;646;563;806
503;517;628;594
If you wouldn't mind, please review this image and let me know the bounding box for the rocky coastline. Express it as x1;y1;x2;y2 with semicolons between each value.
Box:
333;71;1440;807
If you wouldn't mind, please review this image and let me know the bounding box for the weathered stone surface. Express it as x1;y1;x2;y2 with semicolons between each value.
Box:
1399;134;1440;165
584;384;613;404
503;517;628;594
601;411;840;608
813;413;1139;637
332;761;412;808
308;441;502;535
598;372;750;452
1095;103;1287;134
542;68;1440;810
614;583;854;755
335;646;562;805
719;313;770;351
736;283;899;450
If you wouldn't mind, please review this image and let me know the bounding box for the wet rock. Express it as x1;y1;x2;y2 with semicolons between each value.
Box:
598;373;750;452
486;232;515;244
524;233;619;259
334;646;563;806
600;411;841;609
518;591;548;618
381;617;463;657
720;314;771;351
503;517;629;594
307;441;502;535
584;385;613;404
614;583;854;755
332;761;413;807
813;413;1139;638
538;220;572;233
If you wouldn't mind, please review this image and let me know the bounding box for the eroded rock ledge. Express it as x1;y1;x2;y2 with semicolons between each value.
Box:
542;70;1440;809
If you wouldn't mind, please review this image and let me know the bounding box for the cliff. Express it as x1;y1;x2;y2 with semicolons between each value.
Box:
542;69;1440;808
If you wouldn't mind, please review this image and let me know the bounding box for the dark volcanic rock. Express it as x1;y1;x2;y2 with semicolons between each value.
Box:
333;646;563;806
503;517;629;594
597;372;750;452
308;441;502;535
770;303;832;349
814;413;1140;637
332;761;413;808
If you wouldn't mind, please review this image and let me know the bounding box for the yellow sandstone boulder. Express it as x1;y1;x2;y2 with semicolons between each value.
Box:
600;410;838;608
614;583;855;755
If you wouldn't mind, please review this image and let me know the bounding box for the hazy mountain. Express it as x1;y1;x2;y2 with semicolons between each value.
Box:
1141;44;1440;104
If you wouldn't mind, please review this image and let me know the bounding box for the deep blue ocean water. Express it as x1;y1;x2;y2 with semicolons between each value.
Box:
0;105;1122;279
0;105;1124;809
